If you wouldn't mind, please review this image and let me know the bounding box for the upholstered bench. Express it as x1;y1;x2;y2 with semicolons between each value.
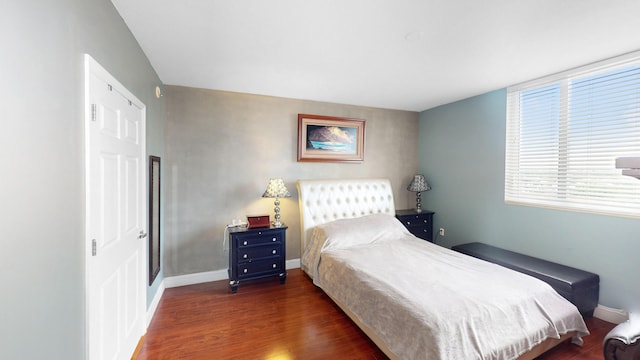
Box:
452;242;599;317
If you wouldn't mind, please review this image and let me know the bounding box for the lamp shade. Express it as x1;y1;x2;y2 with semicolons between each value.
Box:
262;178;291;198
407;174;431;192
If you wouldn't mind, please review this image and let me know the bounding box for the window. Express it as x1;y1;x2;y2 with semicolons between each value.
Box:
505;52;640;218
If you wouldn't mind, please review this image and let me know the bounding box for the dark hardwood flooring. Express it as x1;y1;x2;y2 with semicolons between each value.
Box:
136;269;614;360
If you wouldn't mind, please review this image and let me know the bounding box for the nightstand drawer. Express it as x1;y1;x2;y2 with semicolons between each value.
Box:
238;259;283;279
237;244;282;262
401;216;431;228
408;227;432;239
235;232;283;247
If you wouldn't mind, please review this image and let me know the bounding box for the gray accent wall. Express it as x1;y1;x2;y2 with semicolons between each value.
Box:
164;85;419;276
419;89;640;313
1;0;164;358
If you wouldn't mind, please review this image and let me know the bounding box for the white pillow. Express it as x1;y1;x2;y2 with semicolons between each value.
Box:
301;213;410;279
317;213;409;251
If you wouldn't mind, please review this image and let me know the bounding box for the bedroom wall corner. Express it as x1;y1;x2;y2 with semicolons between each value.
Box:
418;89;640;314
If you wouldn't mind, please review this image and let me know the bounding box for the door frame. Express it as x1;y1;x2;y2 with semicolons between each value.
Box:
83;54;147;359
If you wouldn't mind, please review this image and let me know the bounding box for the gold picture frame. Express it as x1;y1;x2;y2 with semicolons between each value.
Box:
297;114;365;162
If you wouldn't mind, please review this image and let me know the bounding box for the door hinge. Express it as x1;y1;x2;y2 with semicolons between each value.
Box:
91;104;97;121
92;239;97;256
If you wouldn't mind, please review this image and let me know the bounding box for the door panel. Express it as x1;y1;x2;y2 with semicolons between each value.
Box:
85;55;146;360
124;156;139;233
124;251;141;334
101;154;119;247
99;271;120;360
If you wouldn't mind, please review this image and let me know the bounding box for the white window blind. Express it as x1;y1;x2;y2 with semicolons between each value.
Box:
505;52;640;218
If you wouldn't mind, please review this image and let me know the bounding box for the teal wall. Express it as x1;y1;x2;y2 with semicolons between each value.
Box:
419;89;640;313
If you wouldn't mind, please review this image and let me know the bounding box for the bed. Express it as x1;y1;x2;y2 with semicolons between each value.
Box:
296;178;589;360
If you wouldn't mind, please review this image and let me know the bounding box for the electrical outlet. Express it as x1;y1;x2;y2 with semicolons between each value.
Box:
439;228;445;236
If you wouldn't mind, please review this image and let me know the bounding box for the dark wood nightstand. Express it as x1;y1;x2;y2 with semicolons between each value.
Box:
396;209;434;242
228;224;287;293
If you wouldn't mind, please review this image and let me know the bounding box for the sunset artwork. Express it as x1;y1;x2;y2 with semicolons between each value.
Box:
297;114;365;162
306;125;357;154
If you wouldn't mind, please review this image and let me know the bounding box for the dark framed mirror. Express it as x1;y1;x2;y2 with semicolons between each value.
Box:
149;156;161;285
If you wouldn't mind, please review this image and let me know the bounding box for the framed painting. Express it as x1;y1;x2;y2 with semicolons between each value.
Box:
149;155;161;285
297;114;365;162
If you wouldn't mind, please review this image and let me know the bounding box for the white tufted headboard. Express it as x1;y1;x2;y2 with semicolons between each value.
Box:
296;178;396;254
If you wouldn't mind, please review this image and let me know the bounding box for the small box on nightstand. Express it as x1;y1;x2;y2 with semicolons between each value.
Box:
247;215;270;229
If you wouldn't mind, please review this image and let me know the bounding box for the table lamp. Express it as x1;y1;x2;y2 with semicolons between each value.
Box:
407;174;431;213
262;178;291;227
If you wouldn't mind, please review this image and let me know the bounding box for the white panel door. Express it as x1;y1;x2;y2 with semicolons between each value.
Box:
85;55;146;360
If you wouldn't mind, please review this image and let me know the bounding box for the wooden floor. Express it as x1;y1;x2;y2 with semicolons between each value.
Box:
136;269;614;360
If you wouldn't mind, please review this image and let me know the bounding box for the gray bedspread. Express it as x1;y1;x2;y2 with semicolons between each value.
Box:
303;213;589;360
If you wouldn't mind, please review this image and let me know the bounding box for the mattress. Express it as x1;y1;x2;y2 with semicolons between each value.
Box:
304;213;589;360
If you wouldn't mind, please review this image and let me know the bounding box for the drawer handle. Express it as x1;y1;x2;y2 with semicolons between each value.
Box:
243;241;248;246
405;221;410;225
243;268;248;273
272;264;276;268
272;237;277;242
272;250;277;254
243;254;248;259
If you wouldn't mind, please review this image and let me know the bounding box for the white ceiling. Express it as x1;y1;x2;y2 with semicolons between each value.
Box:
111;0;640;112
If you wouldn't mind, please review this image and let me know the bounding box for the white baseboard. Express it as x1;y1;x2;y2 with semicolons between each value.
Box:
146;282;165;327
162;258;301;289
164;268;229;288
594;304;629;324
286;258;301;271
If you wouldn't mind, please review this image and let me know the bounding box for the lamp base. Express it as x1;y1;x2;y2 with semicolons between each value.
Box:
273;197;283;227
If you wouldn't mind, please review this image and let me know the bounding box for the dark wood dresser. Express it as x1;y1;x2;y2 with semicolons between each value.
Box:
228;224;287;293
395;209;434;242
